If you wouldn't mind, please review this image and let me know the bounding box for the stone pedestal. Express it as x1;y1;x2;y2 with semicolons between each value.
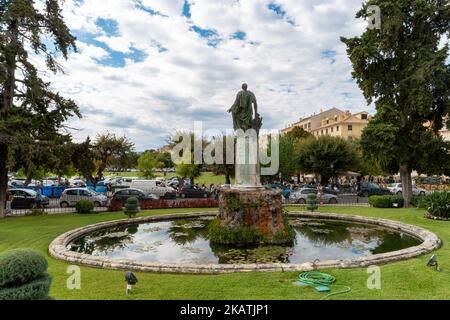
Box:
213;187;294;244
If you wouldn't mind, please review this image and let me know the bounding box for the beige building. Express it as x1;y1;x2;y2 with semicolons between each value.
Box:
282;108;371;141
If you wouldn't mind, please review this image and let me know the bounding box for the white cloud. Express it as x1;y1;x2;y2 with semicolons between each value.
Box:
40;0;376;151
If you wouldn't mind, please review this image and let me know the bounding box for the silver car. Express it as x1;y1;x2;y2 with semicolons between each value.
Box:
387;183;429;196
59;188;108;208
289;188;338;204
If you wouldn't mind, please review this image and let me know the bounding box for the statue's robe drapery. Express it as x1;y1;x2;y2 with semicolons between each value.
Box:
230;90;257;131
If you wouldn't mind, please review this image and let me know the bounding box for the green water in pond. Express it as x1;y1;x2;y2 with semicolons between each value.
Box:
68;217;421;264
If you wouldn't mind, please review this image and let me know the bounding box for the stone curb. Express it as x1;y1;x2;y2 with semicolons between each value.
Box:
49;212;441;274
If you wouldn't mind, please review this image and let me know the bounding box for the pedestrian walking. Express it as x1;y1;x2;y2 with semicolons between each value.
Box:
5;190;13;215
34;185;43;209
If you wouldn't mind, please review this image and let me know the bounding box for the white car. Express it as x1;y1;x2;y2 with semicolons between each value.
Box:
388;183;429;196
130;180;177;199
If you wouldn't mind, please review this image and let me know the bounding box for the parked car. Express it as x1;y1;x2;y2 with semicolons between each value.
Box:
168;180;179;188
387;183;429;196
130;180;176;199
111;188;158;205
357;182;392;197
8;189;50;209
415;176;442;185
179;186;210;199
322;186;340;195
59;188;108;208
69;178;86;187
121;177;140;187
289;188;338;204
9;179;27;187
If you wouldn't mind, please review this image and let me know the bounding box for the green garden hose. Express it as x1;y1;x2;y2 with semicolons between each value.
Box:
298;271;351;300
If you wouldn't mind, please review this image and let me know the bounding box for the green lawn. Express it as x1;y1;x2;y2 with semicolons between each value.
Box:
0;206;448;300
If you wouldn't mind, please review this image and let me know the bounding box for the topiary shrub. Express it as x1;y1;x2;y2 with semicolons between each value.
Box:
306;193;318;212
124;197;140;218
422;192;450;220
75;200;95;214
0;249;52;300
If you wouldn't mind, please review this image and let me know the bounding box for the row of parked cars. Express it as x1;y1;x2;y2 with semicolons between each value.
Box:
273;181;431;205
358;182;429;197
8;179;211;210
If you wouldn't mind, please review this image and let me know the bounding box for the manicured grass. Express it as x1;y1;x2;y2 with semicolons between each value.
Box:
0;206;448;300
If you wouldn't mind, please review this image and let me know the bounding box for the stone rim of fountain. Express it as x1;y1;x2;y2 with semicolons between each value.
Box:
49;212;441;274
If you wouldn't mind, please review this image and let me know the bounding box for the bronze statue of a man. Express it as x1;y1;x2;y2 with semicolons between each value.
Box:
228;83;262;132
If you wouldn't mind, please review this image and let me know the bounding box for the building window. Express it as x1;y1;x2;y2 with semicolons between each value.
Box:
321;130;324;135
348;125;353;131
326;129;328;134
326;119;329;124
336;126;340;131
335;116;338;122
331;127;334;133
308;123;311;129
361;114;368;120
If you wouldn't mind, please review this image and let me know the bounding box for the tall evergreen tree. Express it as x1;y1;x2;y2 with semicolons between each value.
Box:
342;0;450;207
0;0;80;218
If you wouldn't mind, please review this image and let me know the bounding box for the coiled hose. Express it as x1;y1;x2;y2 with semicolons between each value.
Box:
298;272;351;300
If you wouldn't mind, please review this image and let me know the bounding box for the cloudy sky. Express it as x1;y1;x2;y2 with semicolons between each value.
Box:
45;0;373;151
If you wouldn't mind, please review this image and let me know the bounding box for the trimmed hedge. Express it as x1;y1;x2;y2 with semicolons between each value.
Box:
75;200;95;214
0;274;52;300
0;249;51;300
410;195;424;208
369;195;404;208
0;249;48;287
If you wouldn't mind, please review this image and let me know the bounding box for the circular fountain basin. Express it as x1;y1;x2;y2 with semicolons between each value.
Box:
49;212;441;273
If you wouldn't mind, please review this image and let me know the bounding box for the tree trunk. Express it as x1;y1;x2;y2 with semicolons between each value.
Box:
0;144;8;219
0;21;19;219
25;172;33;186
97;156;108;179
399;164;412;208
